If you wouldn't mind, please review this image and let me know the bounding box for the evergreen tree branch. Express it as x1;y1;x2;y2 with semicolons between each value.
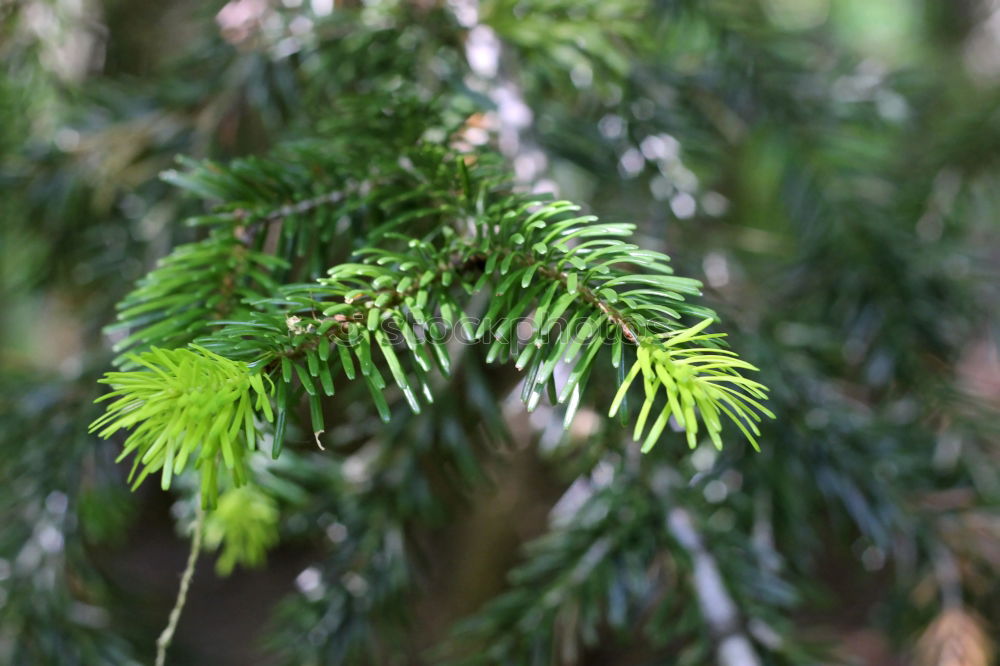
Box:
438;465;673;665
439;455;790;665
109;233;286;365
109;101;463;364
92;144;771;507
230;187;347;239
667;507;762;666
90;346;274;506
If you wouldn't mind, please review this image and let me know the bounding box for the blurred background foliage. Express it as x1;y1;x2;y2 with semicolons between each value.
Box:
1;0;999;664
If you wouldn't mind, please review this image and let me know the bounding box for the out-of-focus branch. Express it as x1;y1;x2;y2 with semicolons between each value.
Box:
451;0;553;190
668;507;762;666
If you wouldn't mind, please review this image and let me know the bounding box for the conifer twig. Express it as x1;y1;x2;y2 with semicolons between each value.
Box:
233;187;346;240
155;504;205;666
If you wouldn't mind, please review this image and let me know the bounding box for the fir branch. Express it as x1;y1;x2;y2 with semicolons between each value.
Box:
667;507;762;666
232;188;347;230
92;125;771;520
535;264;638;342
439;470;671;665
108;233;286;365
89;346;274;506
95;153;771;499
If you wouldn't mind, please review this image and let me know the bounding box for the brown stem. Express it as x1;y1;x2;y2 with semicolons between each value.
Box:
155;504;205;666
536;264;637;343
232;188;347;243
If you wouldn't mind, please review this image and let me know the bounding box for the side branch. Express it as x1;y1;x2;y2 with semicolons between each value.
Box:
668;507;762;666
263;252;488;370
536;264;637;343
233;187;347;241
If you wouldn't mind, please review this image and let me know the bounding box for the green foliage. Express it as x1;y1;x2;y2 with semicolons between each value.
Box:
441;474;670;666
89;346;273;507
0;373;141;666
109;234;286;364
6;0;1000;663
611;319;772;452
80;101;771;656
90;142;770;509
203;486;280;575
